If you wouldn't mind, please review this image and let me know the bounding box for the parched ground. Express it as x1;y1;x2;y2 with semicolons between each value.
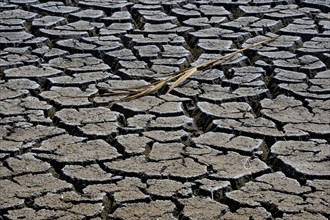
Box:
0;0;329;219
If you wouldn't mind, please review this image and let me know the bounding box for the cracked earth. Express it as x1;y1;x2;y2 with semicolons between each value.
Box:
0;0;329;219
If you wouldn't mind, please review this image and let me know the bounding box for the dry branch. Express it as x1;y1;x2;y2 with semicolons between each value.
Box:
112;36;279;101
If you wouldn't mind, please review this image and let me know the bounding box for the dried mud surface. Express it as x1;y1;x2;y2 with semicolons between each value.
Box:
0;0;329;219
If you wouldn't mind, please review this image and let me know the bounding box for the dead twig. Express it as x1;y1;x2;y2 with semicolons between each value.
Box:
118;36;279;101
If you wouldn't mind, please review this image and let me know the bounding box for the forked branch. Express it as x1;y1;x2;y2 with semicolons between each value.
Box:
114;36;279;101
